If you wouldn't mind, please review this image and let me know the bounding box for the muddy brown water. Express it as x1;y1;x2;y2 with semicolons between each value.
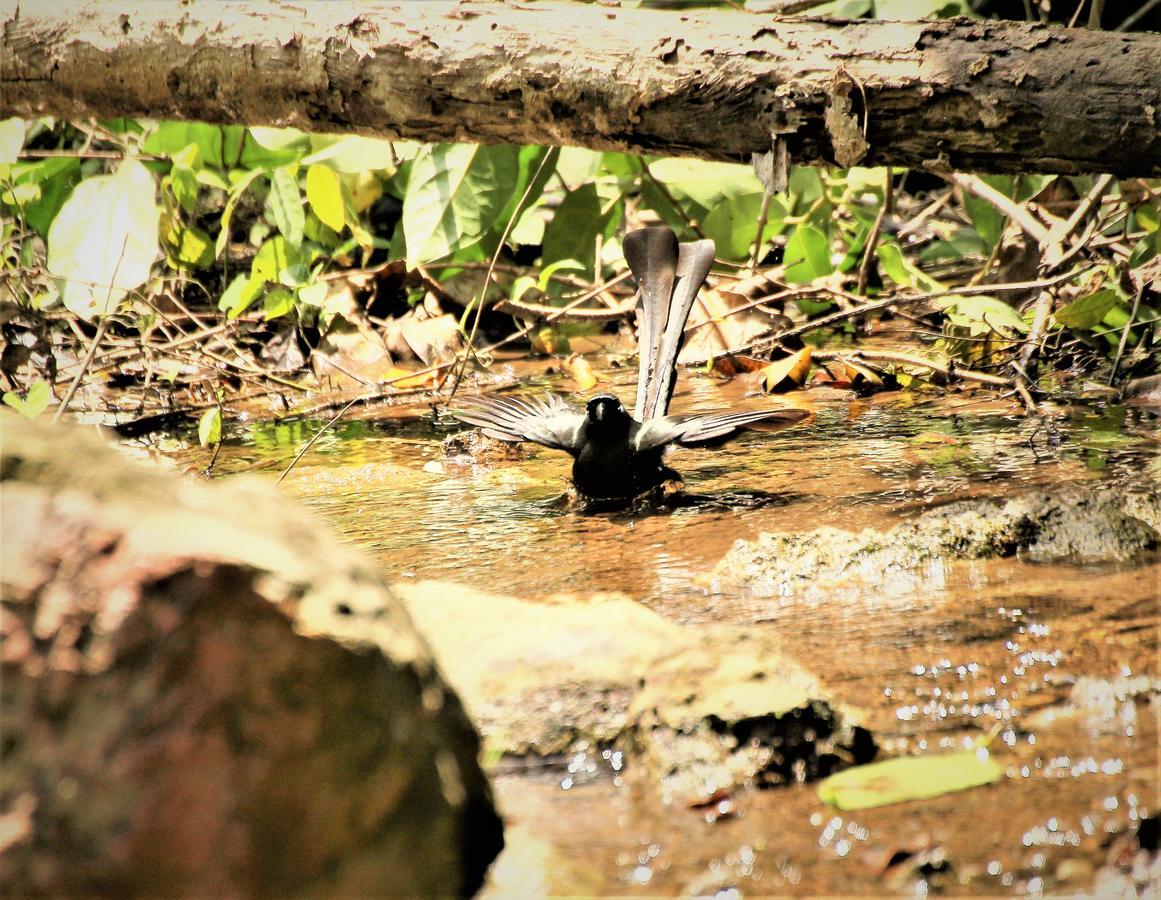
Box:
200;368;1159;896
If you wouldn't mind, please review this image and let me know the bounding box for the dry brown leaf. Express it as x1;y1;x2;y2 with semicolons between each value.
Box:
759;347;812;393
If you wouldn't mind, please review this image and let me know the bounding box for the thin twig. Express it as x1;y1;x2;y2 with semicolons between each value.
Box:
275;397;359;486
1109;285;1144;385
856;169;892;296
810;348;1011;388
750;190;773;270
53;237;129;422
446;148;557;401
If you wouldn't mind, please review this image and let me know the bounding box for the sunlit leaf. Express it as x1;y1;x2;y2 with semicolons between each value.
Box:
877;241;943;291
198;406;222;447
296;280;328;307
2;381;51;419
215;168;265;258
219;273;262;318
266;167;304;247
1054;289;1120;330
144;122;247;169
305;164;346;233
47;157;160;320
303;134;396;172
249;126;310;152
936;294;1029;335
702;191;787;261
402;143;520;266
251;236;301;286
818;747;1004;810
0;117;25;165
542;183;609;270
1128;232;1159;270
783;224;832;284
960;175;1013;250
263;287;296;320
1136;203;1159;234
565;354;598;391
760;347;812;393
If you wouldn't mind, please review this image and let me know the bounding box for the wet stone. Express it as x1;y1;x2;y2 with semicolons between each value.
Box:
711;490;1161;597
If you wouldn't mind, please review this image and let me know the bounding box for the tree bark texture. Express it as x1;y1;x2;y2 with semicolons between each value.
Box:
2;0;1160;177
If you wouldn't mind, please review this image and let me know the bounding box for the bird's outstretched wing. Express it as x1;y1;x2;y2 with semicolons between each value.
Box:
624;227;716;422
634;407;808;450
450;394;586;452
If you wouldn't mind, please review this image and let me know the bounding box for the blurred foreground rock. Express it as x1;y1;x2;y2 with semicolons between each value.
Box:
395;582;873;805
0;416;502;897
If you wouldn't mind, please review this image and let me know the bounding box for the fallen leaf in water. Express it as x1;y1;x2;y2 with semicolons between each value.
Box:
380;366;441;389
759;347;811;393
711;353;767;377
817;747;1004;810
565;354;598;391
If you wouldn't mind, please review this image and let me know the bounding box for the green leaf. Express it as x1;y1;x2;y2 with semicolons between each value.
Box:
702;191;787;261
214;168;265;258
167;220;214;270
4;157;82;237
1054;289;1120;329
170;163;199;214
1136;202;1159;234
263;287;295;320
936;294;1030;335
305;164;346;233
542;183;610;270
1128;232;1159;270
961;175;1013;250
296;280;328;307
47;157;160;320
0;117;24;165
251;236;302;286
248;126;310;153
642;158;765;237
267;167;305;246
143;122;247;169
818;747;1004;810
198;406;222;447
2;381;51;419
783;224;833;284
877;241;944;291
402;143;520;266
302;135;396;173
219;273;262;318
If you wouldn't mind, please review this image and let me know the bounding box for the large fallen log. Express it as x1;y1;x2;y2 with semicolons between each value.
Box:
2;2;1160;177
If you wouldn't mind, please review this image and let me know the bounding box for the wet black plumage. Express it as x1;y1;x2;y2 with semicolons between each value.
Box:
451;226;806;501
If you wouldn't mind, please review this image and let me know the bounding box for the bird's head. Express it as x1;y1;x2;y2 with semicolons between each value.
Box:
585;394;631;437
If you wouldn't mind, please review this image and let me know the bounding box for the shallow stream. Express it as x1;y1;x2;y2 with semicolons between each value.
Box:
202;366;1159;896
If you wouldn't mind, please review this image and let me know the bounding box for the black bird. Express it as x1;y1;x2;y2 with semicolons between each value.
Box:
451;226;806;502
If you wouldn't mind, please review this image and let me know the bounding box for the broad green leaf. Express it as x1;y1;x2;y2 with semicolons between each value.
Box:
2;381;51;419
306;164;346;232
542;183;609;270
702;191;787;261
0;117;24;165
642;158;764;236
961;175;1013;250
249;126;310;152
296;280;328;306
263;287;295;320
818;748;1003;810
556;147;603;189
783;224;832;284
214;168;265;258
1136;203;1159;234
219;273;262;318
144;122;247;169
1054;288;1120;329
198;406;222;447
402;143;520;266
787;165;824;210
166;219;214;270
490;145;559;244
251;236;302;285
267;167;305;246
877;241;944;291
170;162;199;214
47;157;160;319
5;157;82;237
302;134;396;173
1128;231;1159;270
936;294;1030;335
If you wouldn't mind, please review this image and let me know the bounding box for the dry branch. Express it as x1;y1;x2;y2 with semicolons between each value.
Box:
3;2;1161;176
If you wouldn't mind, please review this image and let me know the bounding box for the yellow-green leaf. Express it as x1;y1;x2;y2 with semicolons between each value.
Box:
1054;289;1120;330
198;406;222;447
2;381;51;419
306;165;346;232
818;748;1004;811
